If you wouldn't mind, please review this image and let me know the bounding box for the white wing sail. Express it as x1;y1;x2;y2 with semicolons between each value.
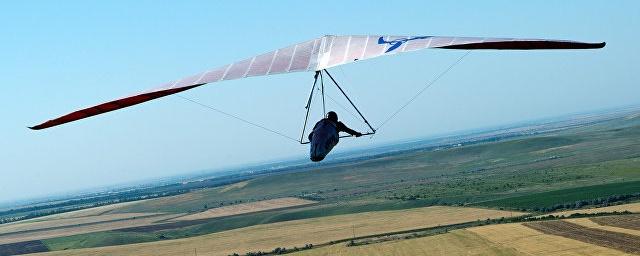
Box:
30;35;604;130
315;35;605;70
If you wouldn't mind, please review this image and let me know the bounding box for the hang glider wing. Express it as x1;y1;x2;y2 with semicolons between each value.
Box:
315;35;605;70
30;35;604;130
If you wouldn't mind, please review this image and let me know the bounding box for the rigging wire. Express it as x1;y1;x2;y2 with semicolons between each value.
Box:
312;79;362;123
325;93;362;123
177;51;470;144
325;70;371;127
299;71;374;144
176;95;299;143
323;70;376;133
376;50;472;131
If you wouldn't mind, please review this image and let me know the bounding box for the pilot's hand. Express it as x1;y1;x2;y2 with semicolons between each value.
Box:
355;132;363;137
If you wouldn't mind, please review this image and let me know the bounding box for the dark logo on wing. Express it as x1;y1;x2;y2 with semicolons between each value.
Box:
378;36;431;53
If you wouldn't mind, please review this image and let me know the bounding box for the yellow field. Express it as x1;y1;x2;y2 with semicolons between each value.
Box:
109;191;207;212
219;180;249;193
33;206;523;256
175;197;316;221
0;197;310;245
551;202;640;217
292;230;523;256
0;213;182;244
292;221;635;256
0;212;160;234
8;200;149;224
468;223;631;256
0;199;174;245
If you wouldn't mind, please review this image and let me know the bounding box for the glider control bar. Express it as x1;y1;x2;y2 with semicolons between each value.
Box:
299;70;376;144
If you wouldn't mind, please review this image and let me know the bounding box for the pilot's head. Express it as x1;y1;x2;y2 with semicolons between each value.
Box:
327;111;338;122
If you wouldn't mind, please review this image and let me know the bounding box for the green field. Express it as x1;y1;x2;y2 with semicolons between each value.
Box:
476;180;640;210
110;128;640;215
7;111;640;253
44;231;158;251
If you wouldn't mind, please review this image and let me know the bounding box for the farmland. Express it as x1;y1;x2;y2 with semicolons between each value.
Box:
564;218;640;236
0;213;181;244
292;230;524;256
551;202;640;216
475;180;640;211
591;215;640;231
32;206;521;256
523;220;640;254
285;215;640;256
467;220;636;256
174;197;316;221
1;109;640;255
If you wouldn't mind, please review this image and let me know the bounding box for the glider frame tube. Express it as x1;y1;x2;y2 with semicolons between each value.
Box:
298;69;376;144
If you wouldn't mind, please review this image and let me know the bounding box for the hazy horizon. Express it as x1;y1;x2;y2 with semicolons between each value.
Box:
3;103;638;207
2;1;638;203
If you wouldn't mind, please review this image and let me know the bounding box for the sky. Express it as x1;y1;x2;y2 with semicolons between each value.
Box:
1;1;638;204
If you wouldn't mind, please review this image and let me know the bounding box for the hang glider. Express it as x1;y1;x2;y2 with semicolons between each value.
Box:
29;35;605;130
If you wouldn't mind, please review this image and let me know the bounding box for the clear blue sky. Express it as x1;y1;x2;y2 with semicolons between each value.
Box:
1;1;638;203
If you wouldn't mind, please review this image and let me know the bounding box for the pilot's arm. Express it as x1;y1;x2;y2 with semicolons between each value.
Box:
337;122;362;137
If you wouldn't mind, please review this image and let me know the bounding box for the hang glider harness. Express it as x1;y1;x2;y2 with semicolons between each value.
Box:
29;35;605;141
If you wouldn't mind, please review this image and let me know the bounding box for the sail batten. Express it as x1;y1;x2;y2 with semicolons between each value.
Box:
30;35;604;130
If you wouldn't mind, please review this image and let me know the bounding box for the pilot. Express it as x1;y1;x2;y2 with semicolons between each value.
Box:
308;111;362;162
